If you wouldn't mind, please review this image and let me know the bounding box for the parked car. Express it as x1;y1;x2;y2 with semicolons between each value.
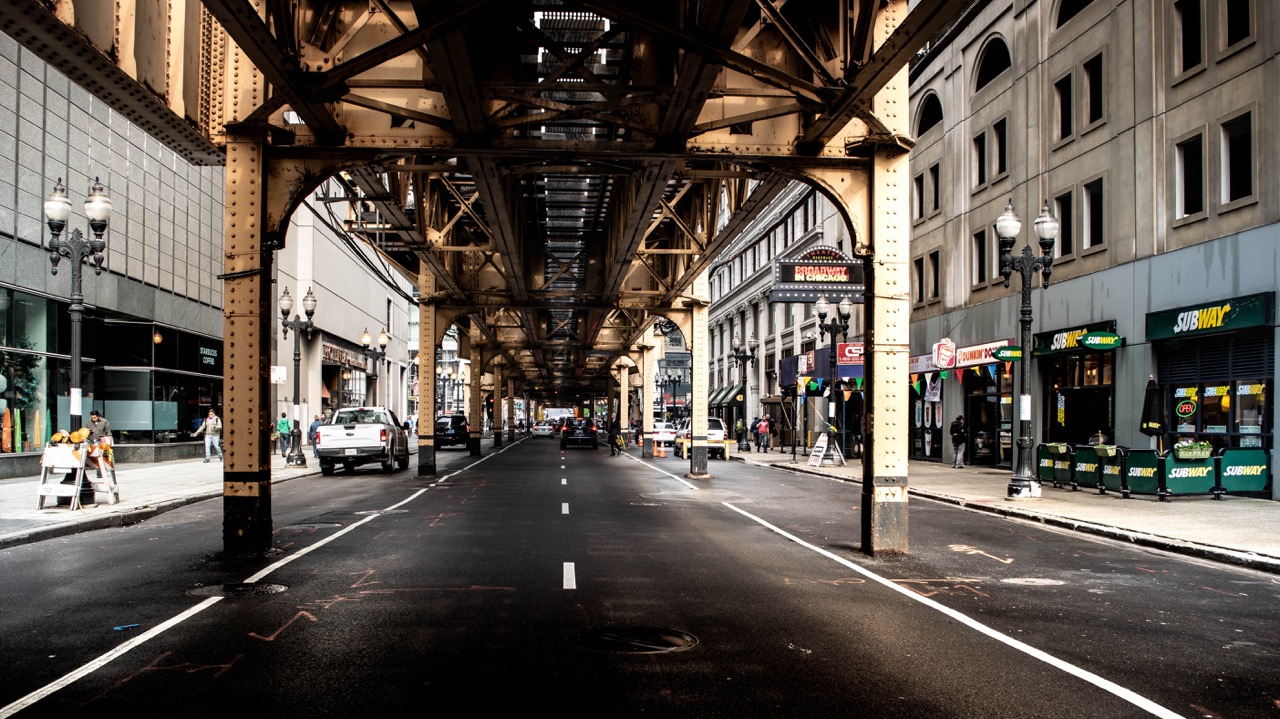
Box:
436;414;470;448
560;417;599;450
673;417;730;460
651;421;677;447
531;420;557;438
315;406;411;475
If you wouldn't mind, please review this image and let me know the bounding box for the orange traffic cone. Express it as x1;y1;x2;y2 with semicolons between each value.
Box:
655;443;666;458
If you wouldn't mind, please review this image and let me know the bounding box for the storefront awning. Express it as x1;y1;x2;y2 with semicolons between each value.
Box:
712;384;744;406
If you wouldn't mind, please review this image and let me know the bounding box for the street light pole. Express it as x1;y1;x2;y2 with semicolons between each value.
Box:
44;178;111;441
997;200;1060;499
815;295;854;461
360;328;389;405
730;334;758;452
280;287;317;468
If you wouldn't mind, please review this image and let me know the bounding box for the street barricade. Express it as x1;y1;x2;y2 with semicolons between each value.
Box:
1213;448;1269;497
1071;445;1101;491
1124;449;1162;497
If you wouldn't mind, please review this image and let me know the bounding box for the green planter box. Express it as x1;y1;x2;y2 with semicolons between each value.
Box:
1093;444;1118;458
1045;442;1070;455
1173;446;1212;460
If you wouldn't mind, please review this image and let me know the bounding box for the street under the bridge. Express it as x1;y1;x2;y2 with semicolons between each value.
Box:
0;439;1273;717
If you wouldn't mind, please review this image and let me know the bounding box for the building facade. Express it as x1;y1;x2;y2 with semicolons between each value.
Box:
908;0;1278;496
0;36;225;476
708;183;867;454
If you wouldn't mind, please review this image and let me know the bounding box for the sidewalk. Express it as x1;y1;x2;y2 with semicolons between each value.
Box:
734;450;1280;575
0;453;321;549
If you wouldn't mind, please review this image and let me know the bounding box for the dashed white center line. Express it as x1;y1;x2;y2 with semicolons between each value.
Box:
561;478;567;485
562;502;570;514
563;562;577;589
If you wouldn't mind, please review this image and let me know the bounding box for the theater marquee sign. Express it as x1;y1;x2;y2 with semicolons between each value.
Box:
770;246;865;304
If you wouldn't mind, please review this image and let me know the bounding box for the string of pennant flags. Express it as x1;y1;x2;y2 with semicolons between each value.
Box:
910;363;1013;393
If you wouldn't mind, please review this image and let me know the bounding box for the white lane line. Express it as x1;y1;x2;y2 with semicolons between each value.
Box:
0;597;224;717
563;562;577;589
4;446;511;715
720;502;1184;719
561;478;567;485
621;453;700;489
561;464;566;469
562;502;570;515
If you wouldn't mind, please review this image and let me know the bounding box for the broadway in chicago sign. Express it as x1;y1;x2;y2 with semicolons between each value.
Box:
770;246;865;304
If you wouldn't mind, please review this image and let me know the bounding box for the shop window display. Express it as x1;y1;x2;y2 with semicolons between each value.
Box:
1170;380;1268;451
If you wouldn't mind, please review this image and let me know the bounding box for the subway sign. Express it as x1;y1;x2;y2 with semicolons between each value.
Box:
770;246;865;304
1146;292;1274;341
1033;321;1118;355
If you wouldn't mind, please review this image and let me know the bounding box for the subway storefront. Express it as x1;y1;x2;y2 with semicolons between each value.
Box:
1146;293;1273;453
1033;320;1121;447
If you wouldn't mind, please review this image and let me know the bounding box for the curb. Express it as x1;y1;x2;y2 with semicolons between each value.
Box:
734;456;1280;576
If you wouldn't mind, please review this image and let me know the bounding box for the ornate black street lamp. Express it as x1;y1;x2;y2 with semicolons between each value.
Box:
360;327;389;405
279;287;317;467
659;373;680;421
815;295;854;459
44;178;111;439
729;334;758;451
997;199;1060;499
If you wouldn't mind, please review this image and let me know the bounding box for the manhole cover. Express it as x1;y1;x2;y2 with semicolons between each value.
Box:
570;627;699;653
279;522;343;531
186;583;289;598
1001;578;1066;586
354;509;410;516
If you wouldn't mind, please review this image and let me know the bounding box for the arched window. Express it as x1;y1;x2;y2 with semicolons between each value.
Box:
917;93;943;135
974;38;1012;91
1056;0;1096;28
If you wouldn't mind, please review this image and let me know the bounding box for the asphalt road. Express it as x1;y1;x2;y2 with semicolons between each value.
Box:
0;438;1275;717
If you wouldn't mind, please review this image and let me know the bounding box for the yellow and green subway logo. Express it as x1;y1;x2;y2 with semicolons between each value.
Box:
1173;303;1232;334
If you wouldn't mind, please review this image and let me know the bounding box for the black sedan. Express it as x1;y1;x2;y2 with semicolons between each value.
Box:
560;418;599;450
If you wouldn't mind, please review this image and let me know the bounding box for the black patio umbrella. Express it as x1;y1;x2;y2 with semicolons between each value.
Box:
1139;376;1165;439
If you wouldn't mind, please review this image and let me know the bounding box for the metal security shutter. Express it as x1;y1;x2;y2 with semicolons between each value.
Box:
1157;329;1274;381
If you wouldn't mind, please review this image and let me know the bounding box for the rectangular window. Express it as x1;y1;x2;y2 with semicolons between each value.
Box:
1083;54;1104;126
928;250;940;300
913;257;925;304
1223;0;1251;50
1221;113;1253;204
992;119;1008;177
1175;0;1203;74
1083;178;1104;250
914;174;926;220
973;133;987;187
929;164;941;212
1054;192;1074;257
1055;74;1074;140
972;230;988;286
1176;134;1205;217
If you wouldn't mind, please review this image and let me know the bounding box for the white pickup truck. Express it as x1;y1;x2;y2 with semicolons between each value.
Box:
315;406;411;475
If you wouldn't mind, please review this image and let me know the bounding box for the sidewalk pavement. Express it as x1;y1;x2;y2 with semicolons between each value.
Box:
0;452;321;549
2;445;1277;576
733;450;1280;575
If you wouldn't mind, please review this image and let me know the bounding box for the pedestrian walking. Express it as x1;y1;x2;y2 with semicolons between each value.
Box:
608;415;622;456
756;415;771;452
950;415;967;468
192;409;223;462
308;414;323;457
86;409;112;478
276;412;292;457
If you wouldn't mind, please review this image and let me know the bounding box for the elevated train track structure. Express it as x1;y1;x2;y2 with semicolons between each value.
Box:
2;0;965;555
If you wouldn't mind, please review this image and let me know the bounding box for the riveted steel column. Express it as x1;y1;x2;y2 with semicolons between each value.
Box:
221;130;273;555
860;0;912;556
493;362;504;448
468;332;482;456
506;377;516;442
637;342;655;458
417;270;437;476
617;363;630;446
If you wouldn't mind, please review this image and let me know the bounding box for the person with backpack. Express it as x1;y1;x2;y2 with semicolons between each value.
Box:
193;409;224;463
949;415;967;468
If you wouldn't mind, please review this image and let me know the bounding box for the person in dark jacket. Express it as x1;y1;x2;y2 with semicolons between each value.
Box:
949;415;967;468
608;415;622;456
